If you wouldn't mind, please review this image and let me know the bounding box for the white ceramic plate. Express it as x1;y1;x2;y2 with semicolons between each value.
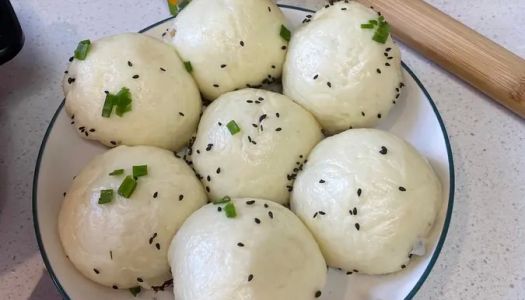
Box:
33;5;454;300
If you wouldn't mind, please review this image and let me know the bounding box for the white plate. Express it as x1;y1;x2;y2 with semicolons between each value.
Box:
33;5;454;300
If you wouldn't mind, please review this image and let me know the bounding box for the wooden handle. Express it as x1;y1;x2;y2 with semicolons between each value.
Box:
355;0;525;118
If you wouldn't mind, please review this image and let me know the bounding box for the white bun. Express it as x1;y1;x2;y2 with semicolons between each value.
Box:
170;0;288;100
58;145;207;289
168;198;327;300
191;88;322;204
64;33;201;151
283;2;403;134
291;129;442;274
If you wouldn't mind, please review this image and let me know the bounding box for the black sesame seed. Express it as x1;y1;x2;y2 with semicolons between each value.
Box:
93;268;99;274
63;192;66;197
217;206;222;212
275;127;282;132
213;84;219;88
271;65;276;69
318;211;326;216
409;254;413;258
355;223;360;230
220;64;227;68
388;56;393;60
268;6;271;12
252;123;258;128
84;131;89;137
349;209;353;215
327;81;332;88
268;211;273;219
89;128;95;132
247;100;254;103
396;94;400;99
385;62;391;67
313;74;319;80
254;218;261;224
149;232;157;244
64;70;68;74
196;149;201;154
179;194;184;201
110;140;117;145
376;68;381;74
206;144;213;151
110;251;113;259
160;67;166;71
319;179;325;183
128;61;133;67
399;186;406;191
155;243;160;250
216;167;221;174
386;47;392;52
237;242;245;247
313;212;318;218
248;274;254;282
137;277;143;282
240;41;245;46
377;113;382;119
132;74;139;79
276;112;280;118
112;285;118;289
281;45;287;50
246;200;255;205
179;112;185;116
153;192;158;198
207;175;211;182
379;146;388;155
353;207;357;215
206;186;210;192
259;114;267;122
384;52;389;57
315;290;322;298
67;77;75;84
353;269;359;273
346;271;353;275
401;264;406;269
341;7;347;10
218;122;223;126
357;188;362;197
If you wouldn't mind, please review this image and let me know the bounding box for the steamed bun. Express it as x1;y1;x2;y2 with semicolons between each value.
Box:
291;129;442;274
168;198;327;300
170;0;289;100
58;145;207;289
283;1;403;134
191;88;322;204
63;33;201;151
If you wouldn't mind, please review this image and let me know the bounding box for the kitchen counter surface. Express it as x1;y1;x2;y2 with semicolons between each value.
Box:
1;0;524;299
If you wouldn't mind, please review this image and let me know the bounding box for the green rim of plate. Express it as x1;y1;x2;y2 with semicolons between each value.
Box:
32;5;455;300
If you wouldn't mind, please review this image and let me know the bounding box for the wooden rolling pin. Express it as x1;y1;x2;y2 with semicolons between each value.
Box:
355;0;525;118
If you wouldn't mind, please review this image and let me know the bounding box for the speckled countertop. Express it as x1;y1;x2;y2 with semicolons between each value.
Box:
0;0;524;299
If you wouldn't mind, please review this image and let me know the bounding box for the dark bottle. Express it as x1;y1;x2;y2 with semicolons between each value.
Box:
0;0;24;65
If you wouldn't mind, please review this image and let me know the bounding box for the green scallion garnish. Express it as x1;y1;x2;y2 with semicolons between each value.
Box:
109;169;124;176
74;40;91;60
213;195;231;205
226;120;241;135
101;94;115;118
132;165;148;178
98;189;114;204
114;87;132;117
360;23;374;29
372;22;390;44
167;0;191;16
184;61;193;73
280;25;291;42
224;202;237;218
118;176;137;198
129;286;141;297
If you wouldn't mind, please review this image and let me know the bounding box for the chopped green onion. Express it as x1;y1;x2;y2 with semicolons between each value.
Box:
101;94;115;118
179;0;191;10
129;286;141;297
360;23;374;29
109;169;124;176
114;87;132;117
369;20;378;25
167;0;191;16
224;202;237;218
132;165;148;178
74;40;91;60
378;16;385;23
184;61;193;73
98;189;114;204
226;120;241;135
213;195;231;205
280;25;291;42
118;176;137;198
372;22;390;44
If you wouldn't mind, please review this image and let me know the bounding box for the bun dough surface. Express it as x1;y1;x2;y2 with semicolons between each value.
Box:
191;88;322;204
168;198;327;300
291;129;442;274
58;145;207;289
63;33;201;151
283;1;403;134
170;0;288;100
